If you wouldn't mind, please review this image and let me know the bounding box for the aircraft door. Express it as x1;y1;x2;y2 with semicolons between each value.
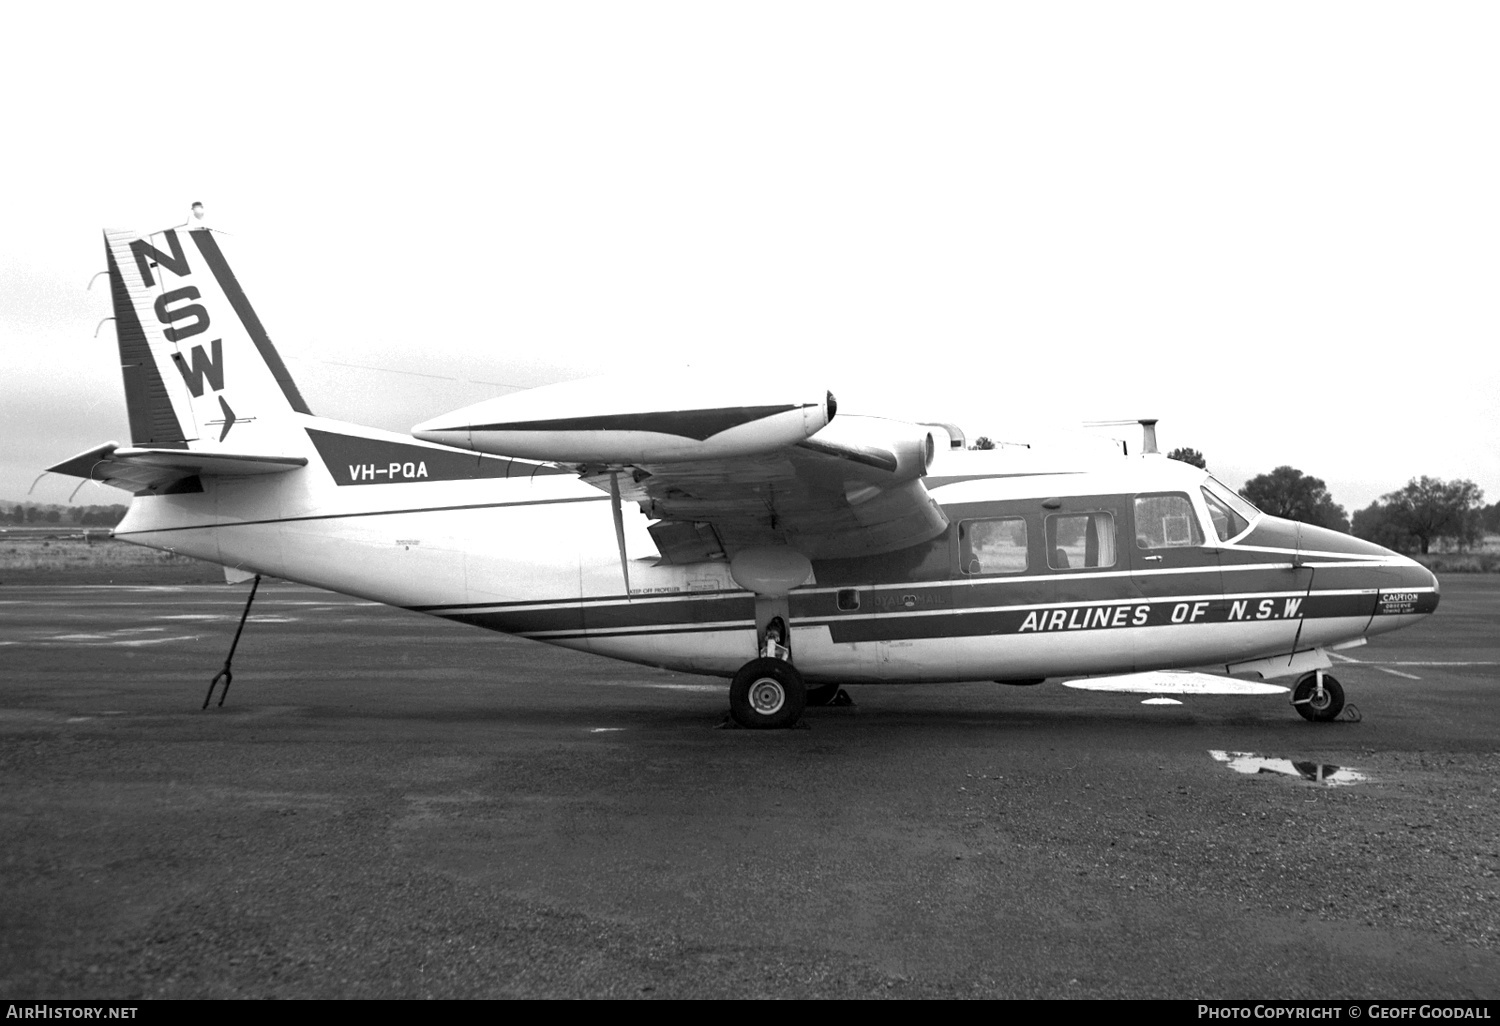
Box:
1127;492;1226;669
1031;499;1132;678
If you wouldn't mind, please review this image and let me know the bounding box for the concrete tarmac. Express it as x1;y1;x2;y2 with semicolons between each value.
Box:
1;578;1497;998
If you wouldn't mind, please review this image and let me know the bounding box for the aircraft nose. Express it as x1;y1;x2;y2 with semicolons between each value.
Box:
1388;545;1438;590
1290;520;1440;618
1370;548;1441;619
1418;557;1440;610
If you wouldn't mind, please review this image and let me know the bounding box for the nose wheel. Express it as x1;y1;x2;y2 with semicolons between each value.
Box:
729;658;807;729
1292;671;1345;722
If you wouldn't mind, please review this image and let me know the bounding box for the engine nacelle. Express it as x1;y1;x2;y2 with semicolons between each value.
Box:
413;373;835;464
801;415;937;486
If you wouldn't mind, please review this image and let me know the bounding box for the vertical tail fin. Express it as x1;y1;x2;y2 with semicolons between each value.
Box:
105;227;312;452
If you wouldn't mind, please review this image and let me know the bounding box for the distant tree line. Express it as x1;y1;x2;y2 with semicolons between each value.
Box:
1;503;128;526
1165;448;1491;555
1352;478;1489;554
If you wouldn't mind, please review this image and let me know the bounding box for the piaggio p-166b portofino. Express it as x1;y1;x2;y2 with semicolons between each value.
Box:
47;225;1440;728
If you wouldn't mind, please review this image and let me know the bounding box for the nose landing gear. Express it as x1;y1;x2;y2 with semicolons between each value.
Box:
1291;670;1346;722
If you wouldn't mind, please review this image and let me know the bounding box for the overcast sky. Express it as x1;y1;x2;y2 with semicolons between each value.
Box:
4;2;1497;515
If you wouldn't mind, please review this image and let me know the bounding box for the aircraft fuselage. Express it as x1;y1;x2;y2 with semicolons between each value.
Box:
115;426;1438;687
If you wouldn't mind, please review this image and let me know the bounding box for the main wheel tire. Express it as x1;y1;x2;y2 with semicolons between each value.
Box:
804;682;841;707
729;658;807;729
1293;672;1345;722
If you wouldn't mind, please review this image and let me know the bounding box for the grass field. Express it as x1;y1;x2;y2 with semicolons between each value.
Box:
1415;536;1500;573
0;530;222;585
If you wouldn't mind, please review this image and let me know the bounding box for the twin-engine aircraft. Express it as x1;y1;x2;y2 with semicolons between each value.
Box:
48;225;1440;729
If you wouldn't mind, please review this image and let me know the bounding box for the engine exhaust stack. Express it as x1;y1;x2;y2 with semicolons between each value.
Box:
1139;419;1159;455
1083;418;1161;456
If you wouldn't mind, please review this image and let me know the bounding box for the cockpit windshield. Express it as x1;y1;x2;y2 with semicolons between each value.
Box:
1201;477;1260;542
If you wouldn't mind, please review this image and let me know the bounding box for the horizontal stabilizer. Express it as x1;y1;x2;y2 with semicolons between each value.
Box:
46;442;306;494
1064;671;1289;696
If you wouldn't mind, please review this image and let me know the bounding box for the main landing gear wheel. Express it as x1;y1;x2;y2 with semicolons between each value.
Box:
1292;672;1345;722
729;657;807;729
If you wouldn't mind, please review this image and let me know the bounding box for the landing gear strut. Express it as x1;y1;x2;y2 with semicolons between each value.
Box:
1291;670;1345;722
724;547;815;729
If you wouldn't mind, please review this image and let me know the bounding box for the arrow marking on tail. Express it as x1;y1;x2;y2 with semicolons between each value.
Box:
217;396;237;441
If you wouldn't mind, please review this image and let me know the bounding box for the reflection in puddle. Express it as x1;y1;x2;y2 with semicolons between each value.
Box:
1209;750;1369;786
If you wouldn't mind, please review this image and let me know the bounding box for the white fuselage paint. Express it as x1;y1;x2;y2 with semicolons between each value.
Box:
115;428;1436;685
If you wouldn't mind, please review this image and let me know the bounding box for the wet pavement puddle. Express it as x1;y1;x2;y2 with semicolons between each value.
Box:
1209;749;1369;786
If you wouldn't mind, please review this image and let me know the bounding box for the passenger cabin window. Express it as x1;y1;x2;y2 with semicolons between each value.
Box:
1045;512;1116;570
959;518;1028;575
1134;494;1204;549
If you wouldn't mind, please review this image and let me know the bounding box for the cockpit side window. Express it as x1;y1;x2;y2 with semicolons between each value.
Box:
1201;477;1259;541
1201;486;1250;541
1134;494;1204;549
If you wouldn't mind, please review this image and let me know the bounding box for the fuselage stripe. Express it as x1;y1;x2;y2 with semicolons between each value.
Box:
113;494;609;537
430;583;1436;644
